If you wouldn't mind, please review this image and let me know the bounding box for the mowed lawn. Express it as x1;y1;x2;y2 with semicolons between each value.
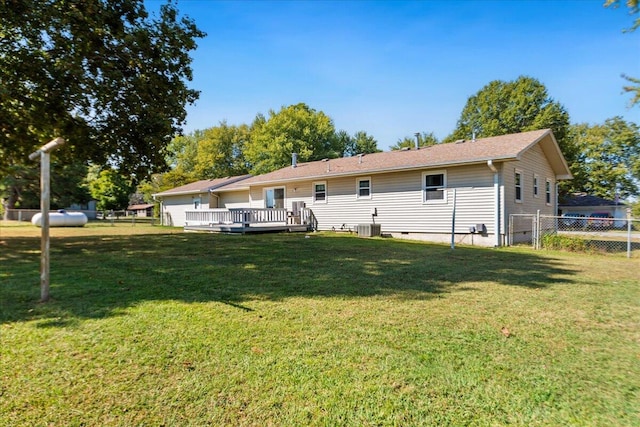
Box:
1;223;639;426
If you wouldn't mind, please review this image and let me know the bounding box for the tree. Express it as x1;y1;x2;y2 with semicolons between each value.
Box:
447;76;571;145
194;122;251;178
341;130;381;156
446;76;576;193
0;160;90;209
87;167;134;211
0;0;205;199
245;103;340;174
605;0;640;107
391;132;439;150
568;117;640;200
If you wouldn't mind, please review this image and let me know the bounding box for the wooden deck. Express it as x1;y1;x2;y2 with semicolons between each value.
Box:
183;208;317;234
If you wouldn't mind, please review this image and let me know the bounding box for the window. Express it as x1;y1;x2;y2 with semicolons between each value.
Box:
533;174;539;198
313;181;327;203
357;178;371;199
423;171;446;203
546;179;552;205
515;170;522;202
193;197;201;209
265;187;285;209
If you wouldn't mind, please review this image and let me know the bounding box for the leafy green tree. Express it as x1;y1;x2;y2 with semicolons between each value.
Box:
166;131;201;171
391;132;439;150
335;130;355;157
341;130;381;156
446;76;576;194
352;131;382;155
0;0;205;201
245;103;340;174
605;0;640;107
194;122;251;178
569;117;640;200
446;76;571;146
0;160;90;209
87;167;134;211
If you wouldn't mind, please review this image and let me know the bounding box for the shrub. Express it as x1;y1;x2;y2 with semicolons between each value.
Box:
541;233;591;252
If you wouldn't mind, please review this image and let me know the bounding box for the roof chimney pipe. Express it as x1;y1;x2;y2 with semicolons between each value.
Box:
414;132;420;150
292;152;297;168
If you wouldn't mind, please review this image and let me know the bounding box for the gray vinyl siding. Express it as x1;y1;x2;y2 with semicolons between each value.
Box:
503;144;556;217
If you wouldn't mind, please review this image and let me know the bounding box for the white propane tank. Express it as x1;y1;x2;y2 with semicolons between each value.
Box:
32;210;88;227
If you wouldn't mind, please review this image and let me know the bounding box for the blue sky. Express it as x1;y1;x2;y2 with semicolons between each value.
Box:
163;0;639;150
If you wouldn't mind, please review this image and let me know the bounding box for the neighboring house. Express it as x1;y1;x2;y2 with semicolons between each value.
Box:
153;175;251;226
559;193;628;225
154;129;572;246
127;203;155;217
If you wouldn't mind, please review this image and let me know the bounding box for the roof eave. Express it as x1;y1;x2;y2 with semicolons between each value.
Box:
218;156;519;188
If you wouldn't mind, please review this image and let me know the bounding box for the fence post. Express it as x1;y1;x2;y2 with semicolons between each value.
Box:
627;208;632;259
535;210;541;250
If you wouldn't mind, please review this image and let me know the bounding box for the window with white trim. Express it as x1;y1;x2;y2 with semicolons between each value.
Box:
533;174;539;198
423;171;446;203
515;170;522;203
265;187;285;209
357;177;371;199
545;179;552;205
313;181;327;204
193;197;201;209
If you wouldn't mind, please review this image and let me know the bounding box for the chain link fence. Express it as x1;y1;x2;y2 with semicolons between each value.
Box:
509;213;639;257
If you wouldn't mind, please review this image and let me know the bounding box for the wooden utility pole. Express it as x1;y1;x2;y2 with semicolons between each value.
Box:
29;137;65;302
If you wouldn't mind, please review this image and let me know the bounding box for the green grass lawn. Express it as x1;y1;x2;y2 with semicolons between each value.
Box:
1;223;639;426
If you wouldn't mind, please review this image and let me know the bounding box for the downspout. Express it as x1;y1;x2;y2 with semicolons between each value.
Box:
555;182;559;216
487;160;501;247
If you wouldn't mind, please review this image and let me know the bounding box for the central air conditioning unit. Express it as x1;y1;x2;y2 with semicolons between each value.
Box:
356;223;381;237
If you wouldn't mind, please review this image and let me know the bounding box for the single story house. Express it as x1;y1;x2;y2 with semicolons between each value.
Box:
154;129;572;246
127;203;155;217
559;193;629;226
153;175;251;226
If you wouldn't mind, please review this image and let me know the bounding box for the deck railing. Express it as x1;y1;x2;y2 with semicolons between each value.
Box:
185;208;289;227
301;208;318;231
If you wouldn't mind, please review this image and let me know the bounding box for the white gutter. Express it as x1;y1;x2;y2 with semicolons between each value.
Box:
487;160;501;247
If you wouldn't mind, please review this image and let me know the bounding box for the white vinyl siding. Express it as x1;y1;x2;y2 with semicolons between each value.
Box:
160;192;210;227
248;166;497;235
219;190;250;209
503;144;556;217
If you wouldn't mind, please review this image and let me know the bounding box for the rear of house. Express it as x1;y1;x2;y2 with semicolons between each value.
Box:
206;129;572;246
154;129;571;246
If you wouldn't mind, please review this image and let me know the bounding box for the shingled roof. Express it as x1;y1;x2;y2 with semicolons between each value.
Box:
153;175;251;197
217;129;571;191
559;193;626;207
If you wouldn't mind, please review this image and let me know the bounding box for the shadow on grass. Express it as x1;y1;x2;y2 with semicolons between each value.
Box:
0;232;577;325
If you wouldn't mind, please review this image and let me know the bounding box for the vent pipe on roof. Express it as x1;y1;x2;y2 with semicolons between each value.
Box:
472;131;476;142
414;132;420;150
358;153;363;164
292;153;297;168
